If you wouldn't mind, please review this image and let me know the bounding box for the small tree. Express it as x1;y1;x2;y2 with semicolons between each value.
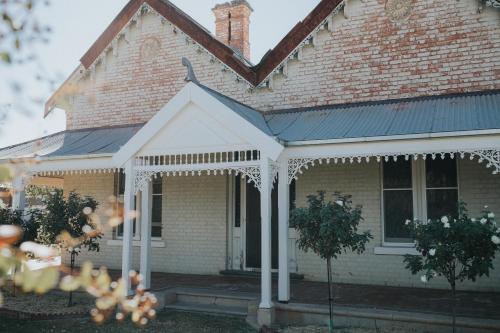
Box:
36;189;101;306
404;203;500;333
290;191;372;332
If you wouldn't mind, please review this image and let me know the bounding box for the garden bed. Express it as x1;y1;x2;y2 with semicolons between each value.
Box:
0;289;93;320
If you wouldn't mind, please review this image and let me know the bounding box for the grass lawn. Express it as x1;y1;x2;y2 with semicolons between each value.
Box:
0;310;257;333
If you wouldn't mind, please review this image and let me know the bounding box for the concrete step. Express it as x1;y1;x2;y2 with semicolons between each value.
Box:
175;288;257;309
220;270;305;280
159;287;259;318
165;302;248;317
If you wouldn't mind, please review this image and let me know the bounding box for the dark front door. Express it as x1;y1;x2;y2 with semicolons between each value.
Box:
245;181;279;269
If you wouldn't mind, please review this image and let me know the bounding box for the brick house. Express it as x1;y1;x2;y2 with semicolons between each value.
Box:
1;0;500;326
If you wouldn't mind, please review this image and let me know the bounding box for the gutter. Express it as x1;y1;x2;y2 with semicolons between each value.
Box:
285;129;500;146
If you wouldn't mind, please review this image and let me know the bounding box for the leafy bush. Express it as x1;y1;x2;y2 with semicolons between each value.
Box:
36;189;101;306
290;191;372;332
36;189;101;253
0;208;41;245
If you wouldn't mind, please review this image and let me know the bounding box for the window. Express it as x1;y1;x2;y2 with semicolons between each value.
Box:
151;176;163;238
289;178;296;211
234;174;241;228
382;159;414;243
114;171;163;239
114;171;138;239
426;158;458;220
382;155;458;245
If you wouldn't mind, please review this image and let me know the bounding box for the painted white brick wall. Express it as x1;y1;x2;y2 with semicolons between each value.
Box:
61;158;500;291
294;158;500;291
62;173;228;275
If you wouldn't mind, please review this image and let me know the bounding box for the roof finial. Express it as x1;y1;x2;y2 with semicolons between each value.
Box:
182;57;199;84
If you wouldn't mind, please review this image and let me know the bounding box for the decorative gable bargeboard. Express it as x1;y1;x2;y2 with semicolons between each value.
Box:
45;0;500;131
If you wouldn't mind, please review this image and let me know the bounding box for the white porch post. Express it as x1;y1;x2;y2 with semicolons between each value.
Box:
140;180;152;289
278;160;290;302
11;176;26;211
121;160;135;295
259;157;274;325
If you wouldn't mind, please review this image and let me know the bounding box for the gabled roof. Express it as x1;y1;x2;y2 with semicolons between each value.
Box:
79;0;343;86
112;82;284;166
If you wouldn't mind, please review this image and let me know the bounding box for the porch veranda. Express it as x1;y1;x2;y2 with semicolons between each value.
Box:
6;83;500;328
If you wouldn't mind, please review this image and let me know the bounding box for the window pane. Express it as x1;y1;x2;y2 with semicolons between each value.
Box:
234;175;241;227
384;190;413;242
152;178;162;194
289;179;296;211
152;196;162;222
383;159;412;189
427;189;458;220
118;172;125;195
426;157;457;188
151;225;162;238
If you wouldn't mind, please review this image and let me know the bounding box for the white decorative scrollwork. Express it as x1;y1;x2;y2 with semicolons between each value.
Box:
230;166;262;192
287;149;500;182
134;170;156;194
485;0;500;8
471;150;500;175
288;158;315;184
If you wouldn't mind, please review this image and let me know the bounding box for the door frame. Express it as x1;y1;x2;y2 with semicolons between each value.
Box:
231;176;279;272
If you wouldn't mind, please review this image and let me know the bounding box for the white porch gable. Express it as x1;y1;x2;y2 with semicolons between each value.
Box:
140;102;252;155
113;82;284;166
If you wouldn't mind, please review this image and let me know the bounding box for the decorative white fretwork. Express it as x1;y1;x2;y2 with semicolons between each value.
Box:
133;170;157;194
470;150;500;174
256;0;346;88
34;169;119;177
485;0;500;8
287;158;316;184
287;149;500;183
132;165;264;193
232;166;262;192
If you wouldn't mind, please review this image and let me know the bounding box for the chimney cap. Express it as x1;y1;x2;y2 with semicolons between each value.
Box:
212;0;253;12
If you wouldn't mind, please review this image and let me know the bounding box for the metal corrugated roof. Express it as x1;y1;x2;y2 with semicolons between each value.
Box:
0;124;142;160
265;90;500;142
198;83;273;136
1;90;499;160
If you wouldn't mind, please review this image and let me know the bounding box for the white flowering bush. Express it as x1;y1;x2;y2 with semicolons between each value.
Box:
403;203;500;332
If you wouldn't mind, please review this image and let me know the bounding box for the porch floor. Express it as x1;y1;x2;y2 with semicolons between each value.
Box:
135;272;500;320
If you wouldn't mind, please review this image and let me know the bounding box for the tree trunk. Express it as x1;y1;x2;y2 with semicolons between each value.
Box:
451;281;456;333
68;251;75;307
327;257;334;333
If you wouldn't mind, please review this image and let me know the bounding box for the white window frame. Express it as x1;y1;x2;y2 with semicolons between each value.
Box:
114;172;163;241
380;157;460;248
151;177;163;241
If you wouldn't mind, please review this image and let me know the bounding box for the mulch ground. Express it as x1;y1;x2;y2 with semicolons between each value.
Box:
0;288;93;319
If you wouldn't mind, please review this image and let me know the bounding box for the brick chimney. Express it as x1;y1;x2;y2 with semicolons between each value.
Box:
212;0;253;60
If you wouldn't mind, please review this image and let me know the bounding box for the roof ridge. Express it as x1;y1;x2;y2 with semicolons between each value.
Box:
195;82;263;113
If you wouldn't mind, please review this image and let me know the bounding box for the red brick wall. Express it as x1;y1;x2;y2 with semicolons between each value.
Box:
63;0;500;130
212;0;252;59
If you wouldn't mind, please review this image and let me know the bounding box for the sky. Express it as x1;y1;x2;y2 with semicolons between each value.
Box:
0;0;322;147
